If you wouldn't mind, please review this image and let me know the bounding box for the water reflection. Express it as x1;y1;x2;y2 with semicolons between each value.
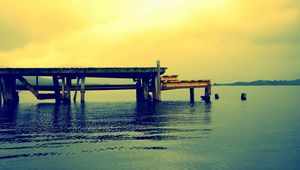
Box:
0;101;213;134
0;101;213;160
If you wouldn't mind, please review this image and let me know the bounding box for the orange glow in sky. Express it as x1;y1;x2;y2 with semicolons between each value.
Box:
0;0;299;81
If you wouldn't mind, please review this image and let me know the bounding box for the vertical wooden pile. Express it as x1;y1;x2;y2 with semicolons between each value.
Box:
0;75;18;105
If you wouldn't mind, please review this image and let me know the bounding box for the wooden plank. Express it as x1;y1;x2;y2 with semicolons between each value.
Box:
37;93;57;100
16;84;137;91
0;67;167;77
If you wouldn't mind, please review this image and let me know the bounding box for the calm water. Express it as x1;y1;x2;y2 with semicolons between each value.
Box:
0;86;300;170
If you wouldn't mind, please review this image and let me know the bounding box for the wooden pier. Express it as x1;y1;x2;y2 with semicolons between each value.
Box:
0;62;211;105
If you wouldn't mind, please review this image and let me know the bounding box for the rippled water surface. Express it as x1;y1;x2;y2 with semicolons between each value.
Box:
0;86;300;170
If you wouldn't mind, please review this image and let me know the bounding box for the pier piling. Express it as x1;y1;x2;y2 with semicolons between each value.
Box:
0;77;2;106
73;77;80;102
153;60;161;101
1;75;18;105
52;76;61;103
190;88;195;103
64;77;72;104
80;77;86;103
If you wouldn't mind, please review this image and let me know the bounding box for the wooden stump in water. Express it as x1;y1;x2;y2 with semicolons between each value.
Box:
215;94;219;100
241;93;247;100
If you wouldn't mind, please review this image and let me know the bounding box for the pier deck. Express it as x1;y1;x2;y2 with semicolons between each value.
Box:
0;67;167;78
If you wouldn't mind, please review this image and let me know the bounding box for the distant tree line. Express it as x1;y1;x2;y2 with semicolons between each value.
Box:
214;79;300;86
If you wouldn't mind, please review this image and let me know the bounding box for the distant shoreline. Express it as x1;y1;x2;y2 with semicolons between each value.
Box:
214;79;300;86
213;84;300;86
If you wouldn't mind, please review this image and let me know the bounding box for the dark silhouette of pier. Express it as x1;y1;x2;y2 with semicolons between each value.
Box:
0;61;211;105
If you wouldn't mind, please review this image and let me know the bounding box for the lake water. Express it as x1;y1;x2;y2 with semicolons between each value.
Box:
0;86;300;170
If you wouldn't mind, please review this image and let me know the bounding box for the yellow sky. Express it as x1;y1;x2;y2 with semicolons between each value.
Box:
0;0;299;81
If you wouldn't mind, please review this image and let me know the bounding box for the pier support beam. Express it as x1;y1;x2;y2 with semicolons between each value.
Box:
52;76;61;103
35;76;39;93
201;83;211;103
0;77;2;106
1;75;18;105
153;60;161;102
73;77;80;102
63;77;71;104
136;78;151;102
61;77;65;100
142;78;151;101
190;88;195;103
80;77;85;103
136;78;142;102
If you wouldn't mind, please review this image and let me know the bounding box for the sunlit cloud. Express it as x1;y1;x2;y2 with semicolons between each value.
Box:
0;0;299;81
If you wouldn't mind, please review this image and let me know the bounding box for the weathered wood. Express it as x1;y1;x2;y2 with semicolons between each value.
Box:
201;86;211;103
161;80;210;90
17;84;136;91
0;77;2;106
136;79;142;102
190;88;195;103
37;93;57;100
61;77;65;100
73;77;80;102
64;77;72;104
142;78;151;101
52;76;61;103
0;67;167;78
80;77;85;103
17;76;39;97
154;60;161;101
35;76;39;93
1;75;17;104
241;93;247;100
215;94;219;100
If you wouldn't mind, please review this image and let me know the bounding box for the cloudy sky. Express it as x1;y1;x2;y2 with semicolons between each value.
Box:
0;0;299;82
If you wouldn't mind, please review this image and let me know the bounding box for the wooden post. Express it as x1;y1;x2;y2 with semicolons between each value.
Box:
1;75;17;105
190;88;195;103
215;94;219;100
35;76;39;93
241;93;247;100
73;77;80;102
154;60;161;101
61;77;66;100
142;78;150;101
65;77;71;104
136;78;142;102
0;77;2;106
80;77;85;103
52;76;61;103
202;85;211;103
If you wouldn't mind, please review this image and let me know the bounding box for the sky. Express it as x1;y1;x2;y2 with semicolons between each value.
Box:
0;0;299;82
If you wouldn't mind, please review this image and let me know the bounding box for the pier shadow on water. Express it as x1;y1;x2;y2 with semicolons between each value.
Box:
0;101;213;163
